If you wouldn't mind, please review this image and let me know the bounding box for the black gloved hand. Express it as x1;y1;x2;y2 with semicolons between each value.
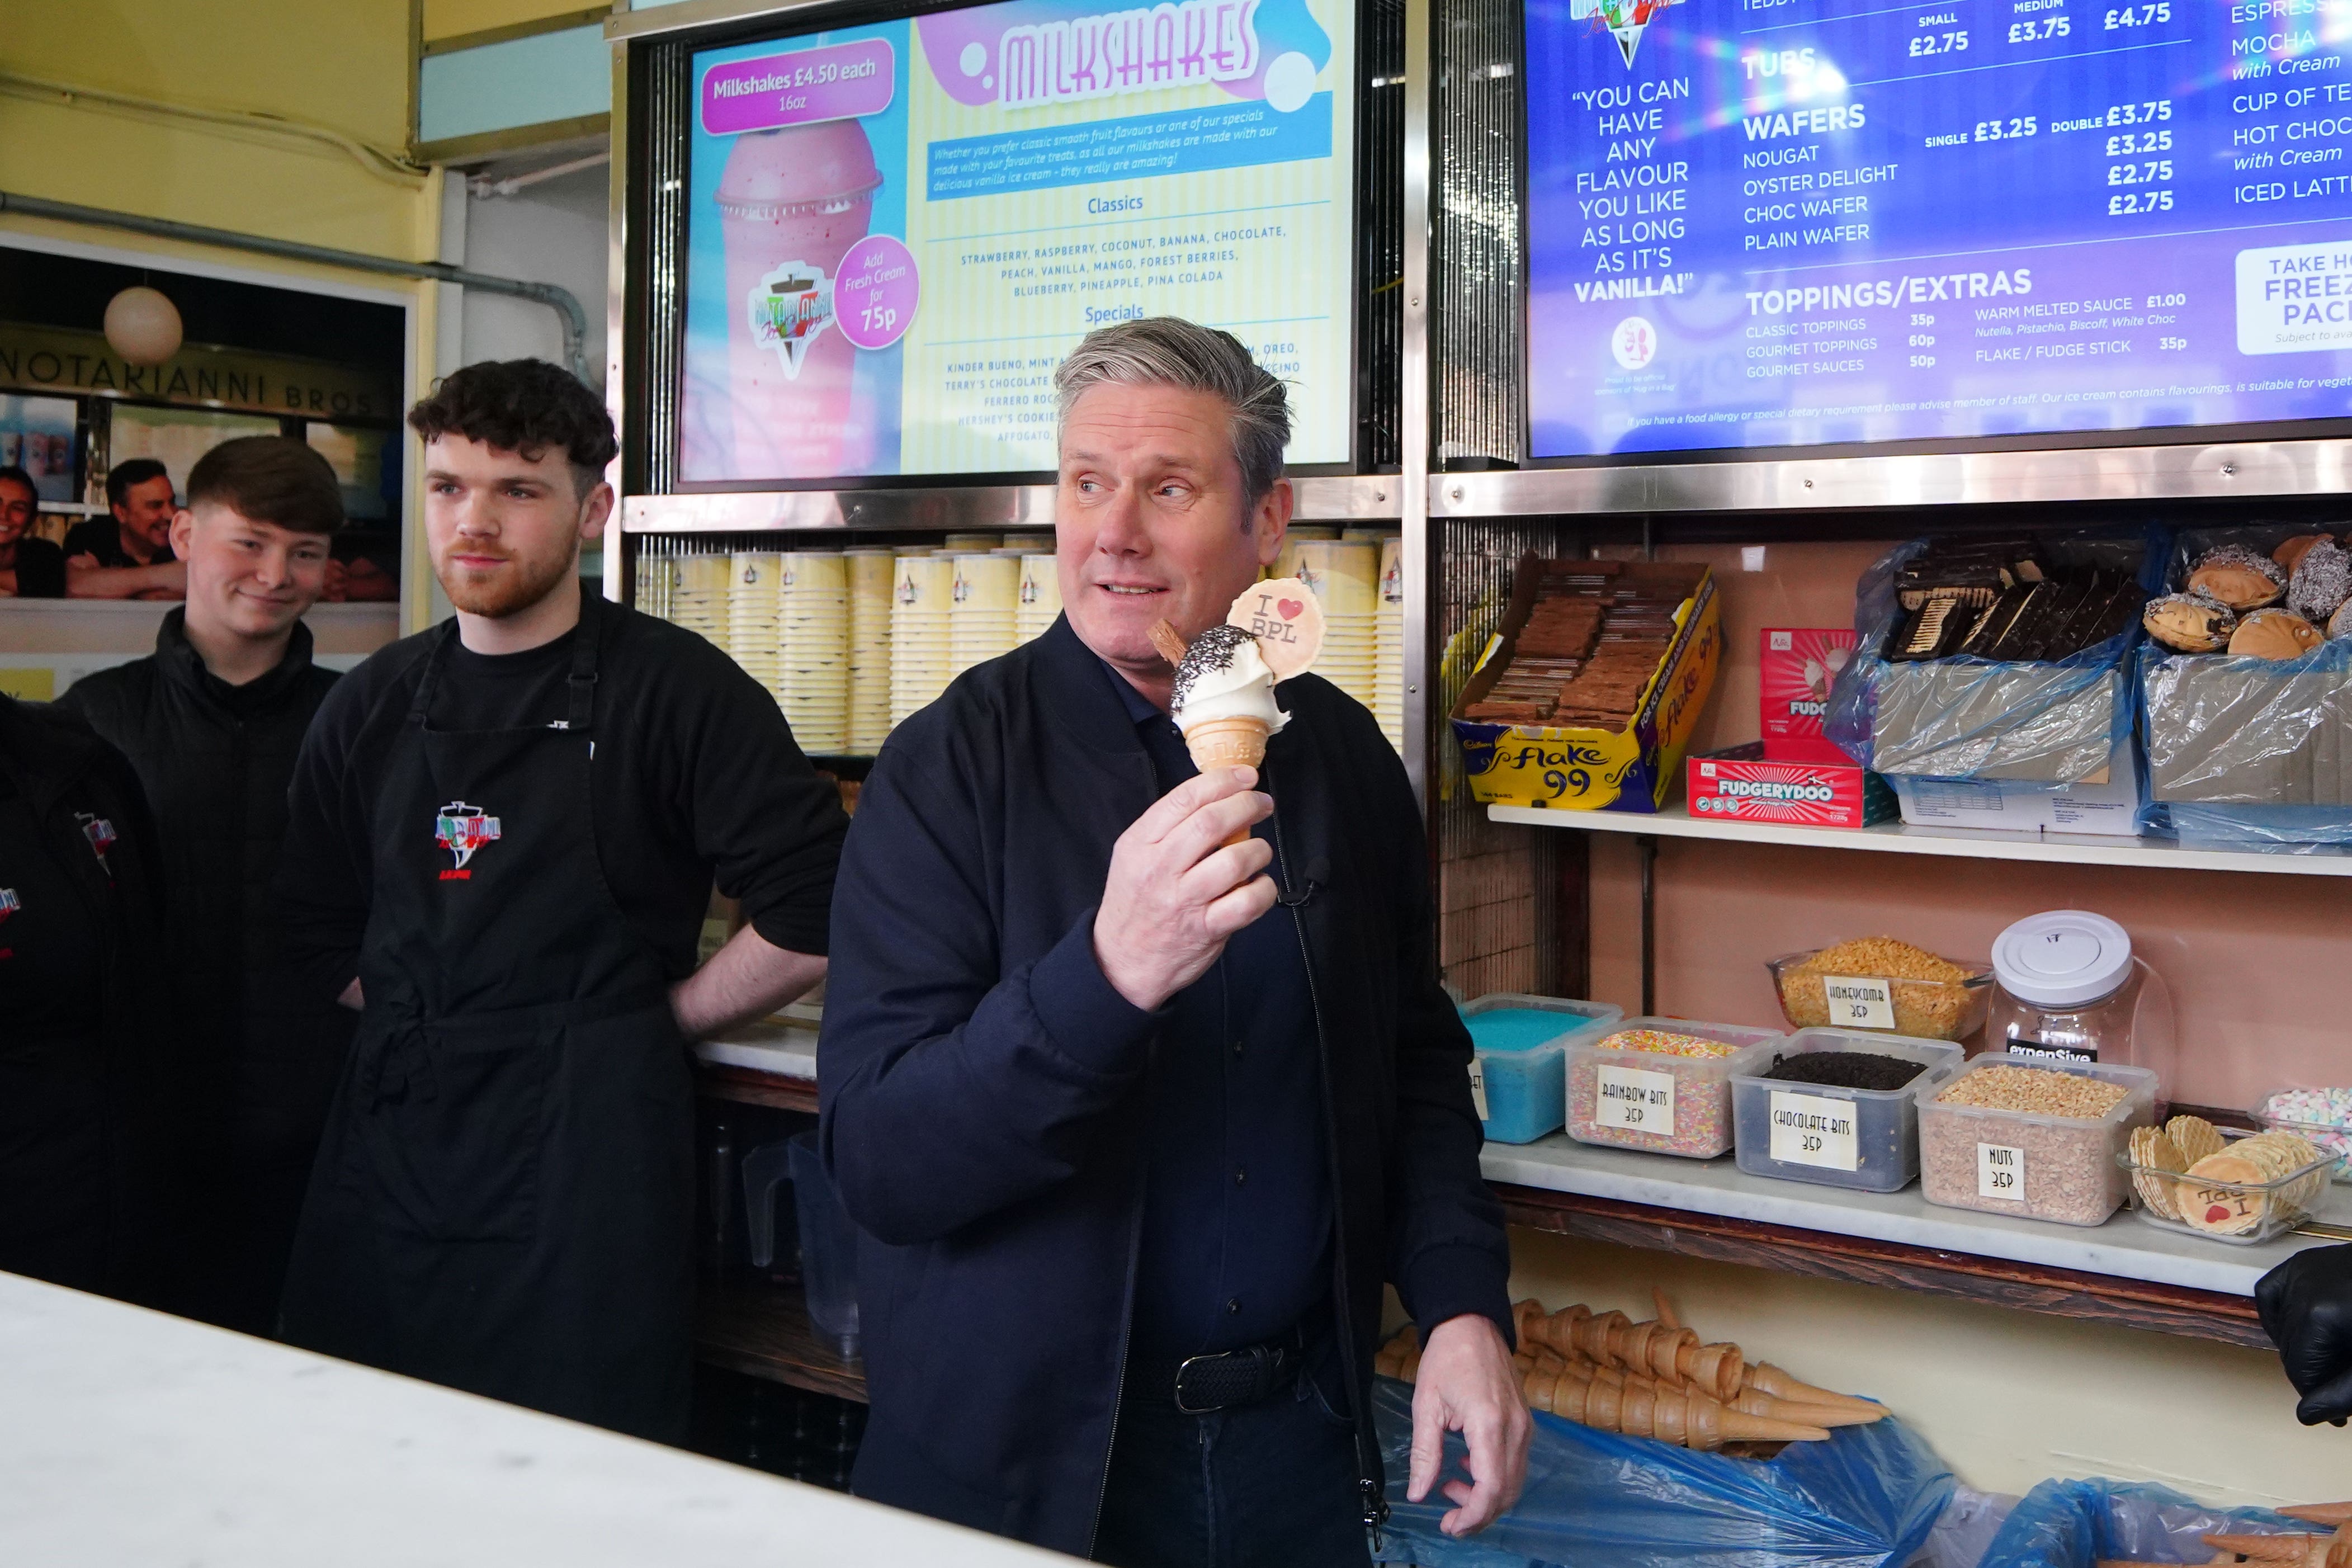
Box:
2255;1243;2352;1427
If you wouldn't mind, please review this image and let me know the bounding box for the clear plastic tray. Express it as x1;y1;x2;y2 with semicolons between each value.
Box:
1731;1029;1965;1193
2120;1128;2336;1244
1917;1053;2159;1226
1461;994;1625;1145
2251;1087;2352;1184
1764;950;1994;1042
1565;1017;1784;1159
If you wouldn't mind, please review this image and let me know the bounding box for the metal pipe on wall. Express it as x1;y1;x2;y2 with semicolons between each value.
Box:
0;190;593;385
1400;0;1435;807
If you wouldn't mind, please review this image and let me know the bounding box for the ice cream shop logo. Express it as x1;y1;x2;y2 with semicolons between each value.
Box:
434;802;501;881
1571;0;1683;67
0;887;17;925
749;261;835;379
77;812;116;866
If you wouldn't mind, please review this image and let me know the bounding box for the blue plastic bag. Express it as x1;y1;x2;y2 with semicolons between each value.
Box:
1369;1377;1954;1568
1976;1477;2308;1568
1826;527;2167;786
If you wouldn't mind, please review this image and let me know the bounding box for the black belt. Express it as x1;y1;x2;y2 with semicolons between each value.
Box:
1127;1326;1313;1415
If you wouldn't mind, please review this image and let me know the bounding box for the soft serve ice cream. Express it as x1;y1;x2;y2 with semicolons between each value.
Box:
1171;625;1289;741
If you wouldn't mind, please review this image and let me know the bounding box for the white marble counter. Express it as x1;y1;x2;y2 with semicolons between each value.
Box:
0;1273;1065;1566
692;1017;819;1080
1482;1134;2350;1297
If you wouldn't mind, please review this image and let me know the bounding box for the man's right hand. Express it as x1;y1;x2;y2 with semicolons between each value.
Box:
1093;767;1277;1012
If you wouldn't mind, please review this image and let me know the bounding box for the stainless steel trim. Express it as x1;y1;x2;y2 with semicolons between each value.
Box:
1399;0;1433;806
604;38;630;603
620;474;1404;533
606;0;840;42
1429;439;2352;517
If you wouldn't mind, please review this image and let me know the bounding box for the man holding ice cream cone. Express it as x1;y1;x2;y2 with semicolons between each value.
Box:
822;317;1527;1565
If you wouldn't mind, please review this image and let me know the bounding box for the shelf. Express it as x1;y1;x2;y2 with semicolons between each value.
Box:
696;1279;867;1404
1489;799;2352;877
1485;1135;2352;1348
621;474;1401;534
692;1023;819;1116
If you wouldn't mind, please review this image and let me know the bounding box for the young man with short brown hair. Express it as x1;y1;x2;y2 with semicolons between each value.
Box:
61;434;352;1333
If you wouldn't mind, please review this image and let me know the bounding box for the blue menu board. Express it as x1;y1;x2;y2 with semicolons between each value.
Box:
1525;0;2352;459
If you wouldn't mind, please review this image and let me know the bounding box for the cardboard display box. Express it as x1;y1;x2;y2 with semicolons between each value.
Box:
1451;557;1722;813
1687;740;1897;828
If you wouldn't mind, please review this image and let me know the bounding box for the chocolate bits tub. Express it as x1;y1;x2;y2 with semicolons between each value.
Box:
1565;1018;1783;1159
1732;1028;1964;1193
1917;1054;2157;1226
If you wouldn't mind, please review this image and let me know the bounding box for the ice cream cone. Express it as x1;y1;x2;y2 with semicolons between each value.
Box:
1744;1362;1887;1416
1183;716;1270;844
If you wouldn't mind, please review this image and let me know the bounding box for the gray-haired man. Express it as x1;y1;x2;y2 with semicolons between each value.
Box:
821;317;1528;1566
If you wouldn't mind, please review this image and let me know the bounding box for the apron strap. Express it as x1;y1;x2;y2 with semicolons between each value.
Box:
405;622;461;727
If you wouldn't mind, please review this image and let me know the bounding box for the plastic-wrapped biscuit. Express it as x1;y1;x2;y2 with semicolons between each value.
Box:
2229;608;2323;660
2188;545;2289;611
2142;591;2236;653
2287;537;2352;624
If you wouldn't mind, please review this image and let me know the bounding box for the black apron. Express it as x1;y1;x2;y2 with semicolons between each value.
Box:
281;599;695;1441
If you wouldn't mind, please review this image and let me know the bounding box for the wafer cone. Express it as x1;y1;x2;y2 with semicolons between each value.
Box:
1182;716;1271;846
1745;1362;1887;1415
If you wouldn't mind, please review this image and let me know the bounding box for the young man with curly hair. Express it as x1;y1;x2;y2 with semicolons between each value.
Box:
274;360;847;1439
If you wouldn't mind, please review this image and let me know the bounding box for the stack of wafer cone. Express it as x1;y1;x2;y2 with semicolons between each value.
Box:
1381;1293;1888;1453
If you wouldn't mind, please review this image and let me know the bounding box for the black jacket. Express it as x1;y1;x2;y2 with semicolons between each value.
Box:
0;695;169;1296
820;616;1510;1557
60;616;354;1218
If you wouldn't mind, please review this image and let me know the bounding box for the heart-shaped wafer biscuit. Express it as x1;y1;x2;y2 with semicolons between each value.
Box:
1227;577;1325;679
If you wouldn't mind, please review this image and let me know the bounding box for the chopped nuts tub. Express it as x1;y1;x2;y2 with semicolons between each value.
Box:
1918;1054;2157;1226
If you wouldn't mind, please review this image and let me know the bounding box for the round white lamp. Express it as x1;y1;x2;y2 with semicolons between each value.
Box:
104;286;183;366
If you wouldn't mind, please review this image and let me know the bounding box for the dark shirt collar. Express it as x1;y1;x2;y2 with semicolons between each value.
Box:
155;606;317;712
1096;655;1169;729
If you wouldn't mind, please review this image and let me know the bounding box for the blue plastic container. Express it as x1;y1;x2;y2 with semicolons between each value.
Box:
1461;994;1624;1144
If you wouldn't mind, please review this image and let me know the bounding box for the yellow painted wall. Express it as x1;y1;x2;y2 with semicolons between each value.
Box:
422;0;601;44
1507;1230;2351;1508
0;0;450;633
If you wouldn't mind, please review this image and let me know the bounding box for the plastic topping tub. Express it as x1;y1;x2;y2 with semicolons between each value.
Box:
2120;1127;2336;1244
1564;1017;1784;1159
1731;1028;1964;1193
2252;1086;2352;1183
1764;948;1994;1042
1917;1054;2157;1226
1461;994;1625;1145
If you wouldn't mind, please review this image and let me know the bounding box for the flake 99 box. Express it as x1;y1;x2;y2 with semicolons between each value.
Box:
1687;741;1897;828
1451;555;1722;813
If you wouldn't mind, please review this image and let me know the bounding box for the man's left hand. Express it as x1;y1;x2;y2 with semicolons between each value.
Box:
1406;1312;1531;1538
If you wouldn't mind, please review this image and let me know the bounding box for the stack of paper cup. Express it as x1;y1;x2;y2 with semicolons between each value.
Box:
1370;534;1405;753
950;552;1021;677
889;551;955;727
845;546;895;754
1015;551;1062;644
1273;525;1341;583
672;551;734;656
1294;538;1381;713
728;551;786;700
775;551;848;754
944;533;1002;552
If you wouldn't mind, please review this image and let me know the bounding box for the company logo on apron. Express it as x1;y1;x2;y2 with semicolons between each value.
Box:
434;801;502;881
0;886;17;923
76;812;116;866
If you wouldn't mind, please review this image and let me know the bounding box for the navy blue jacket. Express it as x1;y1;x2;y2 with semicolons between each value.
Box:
819;615;1510;1558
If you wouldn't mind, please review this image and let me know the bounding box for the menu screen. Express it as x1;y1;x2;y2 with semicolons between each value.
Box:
1524;0;2352;459
681;0;1356;483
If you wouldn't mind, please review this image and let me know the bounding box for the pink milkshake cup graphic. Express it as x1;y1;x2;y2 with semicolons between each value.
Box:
718;117;883;478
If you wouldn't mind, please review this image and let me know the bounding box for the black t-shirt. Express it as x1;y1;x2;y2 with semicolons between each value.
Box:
63;517;175;568
277;595;848;1003
4;536;65;597
0;764;107;1042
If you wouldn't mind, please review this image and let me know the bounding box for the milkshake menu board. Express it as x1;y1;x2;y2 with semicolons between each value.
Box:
1526;0;2352;458
681;0;1356;482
